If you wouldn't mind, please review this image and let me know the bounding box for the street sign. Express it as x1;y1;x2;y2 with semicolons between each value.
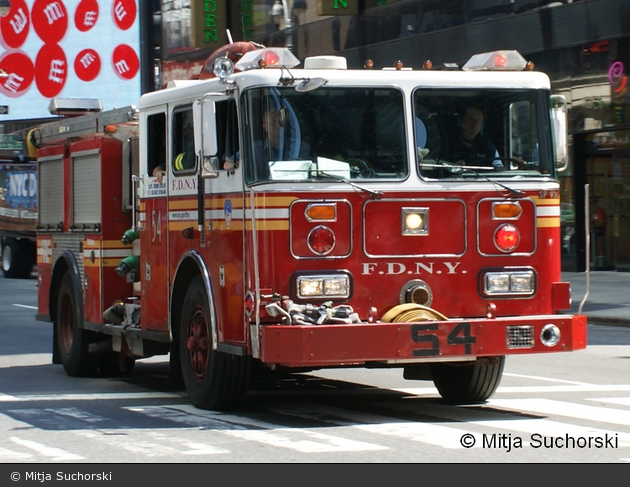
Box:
0;106;8;115
0;133;23;150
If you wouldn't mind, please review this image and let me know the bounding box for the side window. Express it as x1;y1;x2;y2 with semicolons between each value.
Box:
215;99;239;168
147;112;166;177
172;107;196;173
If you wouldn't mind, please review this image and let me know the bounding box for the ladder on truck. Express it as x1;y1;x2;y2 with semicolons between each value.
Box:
30;105;139;146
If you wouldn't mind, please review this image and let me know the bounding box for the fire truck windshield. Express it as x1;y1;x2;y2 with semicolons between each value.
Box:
414;88;555;180
242;87;407;184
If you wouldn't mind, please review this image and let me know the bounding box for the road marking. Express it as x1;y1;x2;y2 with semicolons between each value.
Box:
12;304;37;310
503;372;593;386
489;398;630;427
588;397;630;407
128;404;387;453
222;429;388;453
0;391;185;402
0;446;32;461
76;430;229;457
393;384;630;396
413;401;630;448
10;437;83;461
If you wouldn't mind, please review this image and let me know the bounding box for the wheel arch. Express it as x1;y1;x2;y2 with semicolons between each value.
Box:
170;251;217;351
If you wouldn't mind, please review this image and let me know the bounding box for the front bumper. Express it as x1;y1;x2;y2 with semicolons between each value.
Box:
258;314;587;367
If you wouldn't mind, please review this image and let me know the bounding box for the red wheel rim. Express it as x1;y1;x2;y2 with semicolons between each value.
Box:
186;305;210;381
60;294;73;355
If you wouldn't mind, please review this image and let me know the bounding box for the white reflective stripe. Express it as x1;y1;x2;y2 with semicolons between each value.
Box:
536;206;560;217
83;248;133;259
245;207;289;219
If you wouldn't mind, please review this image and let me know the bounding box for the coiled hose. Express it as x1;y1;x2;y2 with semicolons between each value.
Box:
381;303;448;323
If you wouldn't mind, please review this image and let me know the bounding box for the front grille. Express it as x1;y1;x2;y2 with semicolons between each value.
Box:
506;325;535;349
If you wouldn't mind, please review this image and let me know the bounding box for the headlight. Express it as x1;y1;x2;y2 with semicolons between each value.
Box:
402;207;429;235
296;274;350;299
482;269;535;296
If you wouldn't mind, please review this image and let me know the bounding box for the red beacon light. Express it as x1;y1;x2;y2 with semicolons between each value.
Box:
462;50;528;71
235;48;300;72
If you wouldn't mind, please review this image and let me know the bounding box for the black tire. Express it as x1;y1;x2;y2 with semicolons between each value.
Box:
1;238;23;279
55;272;98;377
179;275;250;410
430;356;505;404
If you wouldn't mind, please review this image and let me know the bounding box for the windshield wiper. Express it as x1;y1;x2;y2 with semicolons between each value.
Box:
315;171;383;198
420;161;525;198
460;166;525;198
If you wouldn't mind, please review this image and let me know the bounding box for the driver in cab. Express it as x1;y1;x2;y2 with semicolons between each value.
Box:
445;103;504;171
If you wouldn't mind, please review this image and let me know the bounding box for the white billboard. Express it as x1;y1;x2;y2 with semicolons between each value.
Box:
0;0;141;121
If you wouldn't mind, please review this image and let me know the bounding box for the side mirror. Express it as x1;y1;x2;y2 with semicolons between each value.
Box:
193;96;222;178
551;94;568;172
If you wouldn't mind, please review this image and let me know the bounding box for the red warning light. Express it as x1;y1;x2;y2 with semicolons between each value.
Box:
494;54;507;69
263;50;280;67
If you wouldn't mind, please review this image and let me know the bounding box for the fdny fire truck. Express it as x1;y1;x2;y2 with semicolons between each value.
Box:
33;46;587;410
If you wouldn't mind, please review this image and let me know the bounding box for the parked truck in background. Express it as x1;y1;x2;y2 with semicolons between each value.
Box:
0;155;37;279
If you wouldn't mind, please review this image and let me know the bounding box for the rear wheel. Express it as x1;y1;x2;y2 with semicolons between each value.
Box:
430;356;505;404
2;238;23;278
180;275;250;410
55;272;98;377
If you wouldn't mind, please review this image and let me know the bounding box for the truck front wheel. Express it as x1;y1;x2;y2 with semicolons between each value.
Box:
179;275;250;410
55;272;98;377
430;356;505;404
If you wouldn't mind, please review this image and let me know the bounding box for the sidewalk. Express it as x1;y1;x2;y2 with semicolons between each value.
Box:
564;271;630;327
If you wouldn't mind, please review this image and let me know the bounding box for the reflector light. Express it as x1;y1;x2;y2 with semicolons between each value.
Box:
462;50;528;71
494;223;520;252
493;202;522;219
235;48;300;71
305;203;336;222
307;225;335;255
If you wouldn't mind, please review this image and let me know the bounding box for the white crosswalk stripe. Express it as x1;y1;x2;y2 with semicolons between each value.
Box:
9;437;83;461
0;446;32;461
2;389;630;458
127;404;387;453
488;398;630;427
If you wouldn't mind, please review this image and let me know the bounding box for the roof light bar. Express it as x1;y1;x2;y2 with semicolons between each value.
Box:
235;48;300;72
462;50;528;71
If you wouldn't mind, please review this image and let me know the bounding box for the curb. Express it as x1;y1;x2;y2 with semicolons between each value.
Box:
585;316;630;328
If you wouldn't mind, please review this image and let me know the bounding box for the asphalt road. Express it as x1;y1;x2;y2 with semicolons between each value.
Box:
1;275;630;465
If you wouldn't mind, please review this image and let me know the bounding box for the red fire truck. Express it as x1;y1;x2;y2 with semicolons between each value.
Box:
33;47;587;410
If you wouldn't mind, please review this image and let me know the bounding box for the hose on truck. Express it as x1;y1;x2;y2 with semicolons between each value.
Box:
381;303;448;323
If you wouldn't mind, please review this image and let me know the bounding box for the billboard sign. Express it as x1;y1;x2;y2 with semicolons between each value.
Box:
0;0;141;121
